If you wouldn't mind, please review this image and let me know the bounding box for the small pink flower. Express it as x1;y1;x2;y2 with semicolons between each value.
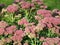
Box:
35;21;46;31
57;42;60;45
14;30;24;37
6;25;16;34
24;42;28;45
12;30;24;41
52;9;60;15
30;3;35;7
53;37;60;44
32;0;43;5
21;2;30;9
40;37;45;41
41;17;60;28
0;21;8;28
25;25;35;34
44;37;60;45
46;23;52;28
12;35;17;41
37;9;52;17
7;4;18;13
37;1;43;5
46;39;55;45
5;38;12;43
12;35;21;41
35;15;41;20
18;18;29;26
25;27;30;34
16;35;23;41
55;29;60;34
40;5;47;9
0;28;5;35
42;42;49;45
18;43;22;45
57;11;60;15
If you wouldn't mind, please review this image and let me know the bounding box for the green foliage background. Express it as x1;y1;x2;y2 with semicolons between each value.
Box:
0;0;14;6
0;0;60;9
43;0;60;10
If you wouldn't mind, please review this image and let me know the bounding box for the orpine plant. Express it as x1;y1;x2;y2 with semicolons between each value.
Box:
0;0;60;45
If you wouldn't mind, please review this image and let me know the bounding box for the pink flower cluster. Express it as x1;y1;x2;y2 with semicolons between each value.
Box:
0;0;60;45
0;21;8;28
7;4;18;13
40;37;60;45
21;2;31;9
12;30;24;41
5;25;16;34
25;25;36;34
18;18;29;26
0;21;25;42
32;0;43;5
0;28;5;35
35;9;60;34
37;9;52;17
0;21;17;35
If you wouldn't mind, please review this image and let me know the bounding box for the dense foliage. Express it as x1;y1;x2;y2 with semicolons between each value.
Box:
0;0;60;45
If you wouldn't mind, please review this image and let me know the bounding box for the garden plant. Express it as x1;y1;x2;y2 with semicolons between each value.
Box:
0;0;60;45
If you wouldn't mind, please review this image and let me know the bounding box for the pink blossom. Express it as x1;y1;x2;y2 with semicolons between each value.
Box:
46;39;55;45
18;18;29;26
14;30;24;37
25;27;30;34
24;42;28;45
37;1;43;5
32;0;40;2
11;35;16;41
35;21;46;31
6;25;16;34
40;37;45;41
57;11;60;15
40;5;47;9
55;28;60;34
30;3;35;7
7;4;18;13
5;38;12;43
0;21;8;28
53;37;60;44
44;37;60;45
16;35;23;41
50;17;60;25
0;28;5;35
21;2;31;9
46;23;52;28
52;9;60;15
37;9;52;17
12;35;22;41
35;15;41;20
32;0;43;5
57;42;60;45
18;43;22;45
42;42;49;45
12;30;24;41
25;25;35;34
41;17;60;28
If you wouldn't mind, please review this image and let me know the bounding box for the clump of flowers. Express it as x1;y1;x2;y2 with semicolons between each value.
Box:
37;9;52;17
0;21;8;28
0;0;60;45
6;4;18;13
